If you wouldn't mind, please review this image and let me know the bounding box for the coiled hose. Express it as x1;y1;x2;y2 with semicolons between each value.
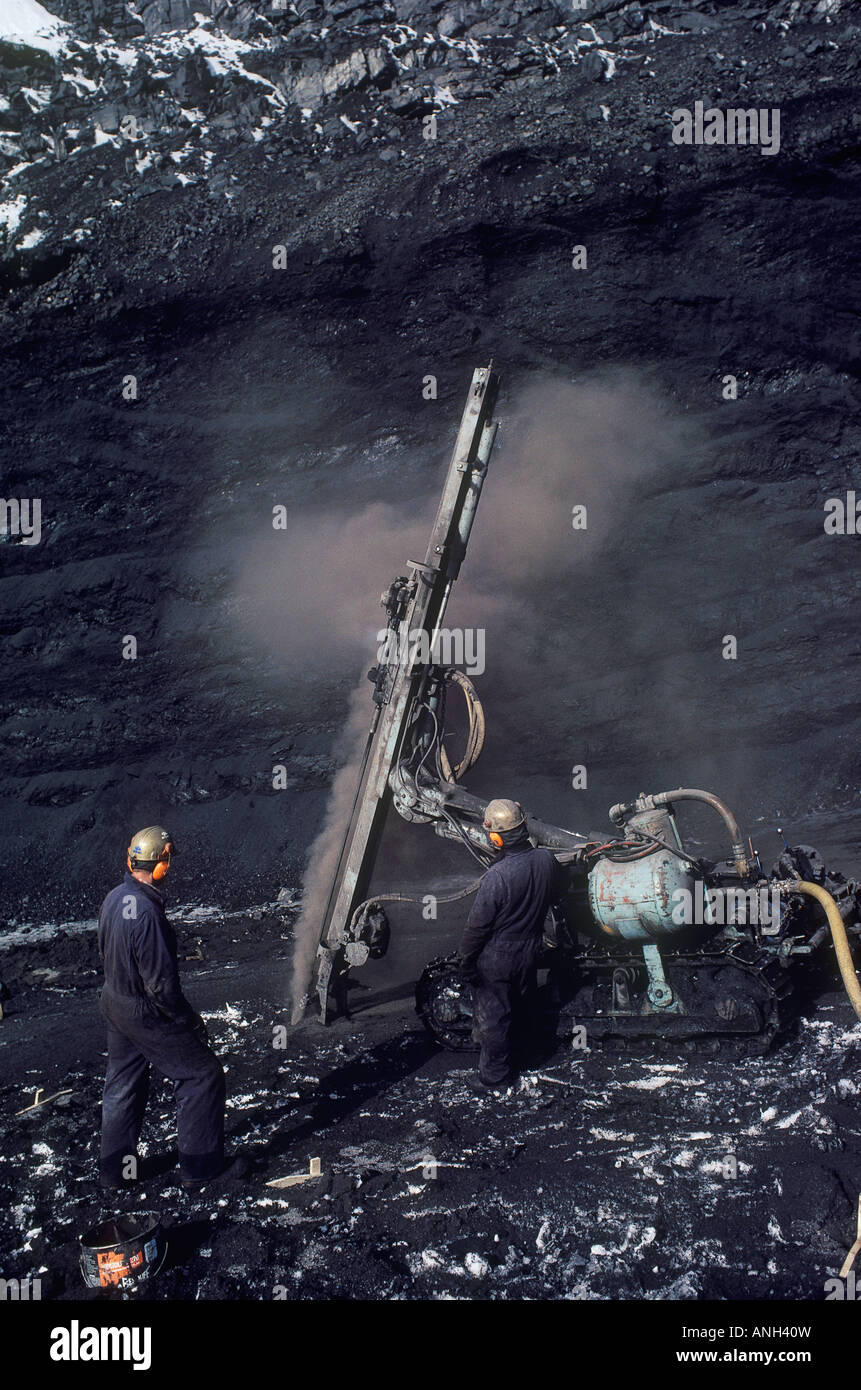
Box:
789;880;861;1022
438;670;485;782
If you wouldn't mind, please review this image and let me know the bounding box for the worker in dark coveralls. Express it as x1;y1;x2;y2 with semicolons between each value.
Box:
457;799;559;1091
98;826;242;1191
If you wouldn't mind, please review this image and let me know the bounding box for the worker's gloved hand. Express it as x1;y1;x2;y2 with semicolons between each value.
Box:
457;957;481;986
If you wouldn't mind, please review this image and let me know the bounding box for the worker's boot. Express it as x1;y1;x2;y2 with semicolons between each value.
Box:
181;1153;250;1192
467;1074;513;1099
100;1175;137;1193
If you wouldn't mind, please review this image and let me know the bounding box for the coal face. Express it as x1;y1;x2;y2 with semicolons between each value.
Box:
2;0;860;920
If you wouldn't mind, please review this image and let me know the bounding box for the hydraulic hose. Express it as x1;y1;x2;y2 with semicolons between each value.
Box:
347;880;482;937
789;881;861;1022
439;670;486;782
654;789;749;876
610;788;750;877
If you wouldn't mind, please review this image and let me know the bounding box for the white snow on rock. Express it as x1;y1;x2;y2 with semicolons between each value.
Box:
0;899;280;948
670;1148;697;1168
203;1004;237;1028
775;1108;805;1129
433;84;458;107
61;71;98;95
19;86;52;112
0;195;27;235
0;0;70;56
625;1073;693;1091
168;20;286;107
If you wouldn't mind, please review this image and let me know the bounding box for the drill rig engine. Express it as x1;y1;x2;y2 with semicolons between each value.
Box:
417;793;861;1054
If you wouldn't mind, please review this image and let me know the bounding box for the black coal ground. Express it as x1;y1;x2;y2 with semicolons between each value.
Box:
1;897;861;1302
2;0;861;1307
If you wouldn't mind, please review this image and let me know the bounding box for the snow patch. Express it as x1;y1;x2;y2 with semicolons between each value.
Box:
20;86;51;112
62;70;97;94
0;196;27;235
17;227;45;250
625;1073;692;1092
775;1109;804;1129
0;0;70;57
202;1003;249;1028
671;1149;697;1168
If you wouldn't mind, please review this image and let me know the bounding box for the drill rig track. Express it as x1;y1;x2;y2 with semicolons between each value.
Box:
416;937;801;1059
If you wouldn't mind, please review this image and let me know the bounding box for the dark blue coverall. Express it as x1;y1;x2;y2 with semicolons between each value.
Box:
98;871;225;1184
458;842;559;1087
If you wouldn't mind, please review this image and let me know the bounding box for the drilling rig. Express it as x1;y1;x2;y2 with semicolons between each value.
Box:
310;365;861;1053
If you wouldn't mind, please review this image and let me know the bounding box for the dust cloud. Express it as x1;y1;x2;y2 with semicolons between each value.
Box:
459;368;697;619
237;501;431;674
288;679;371;1022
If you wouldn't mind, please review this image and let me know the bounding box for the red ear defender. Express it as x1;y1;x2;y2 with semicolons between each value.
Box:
489;832;504;849
151;846;171;882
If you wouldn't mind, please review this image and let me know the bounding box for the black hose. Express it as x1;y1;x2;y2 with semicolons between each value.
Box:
604;829;695;865
442;809;496;868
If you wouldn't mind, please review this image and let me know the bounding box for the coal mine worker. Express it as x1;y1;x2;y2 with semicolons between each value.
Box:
457;799;560;1091
98;826;243;1191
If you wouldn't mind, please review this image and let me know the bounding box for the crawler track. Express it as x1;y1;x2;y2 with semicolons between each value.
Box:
416;943;798;1058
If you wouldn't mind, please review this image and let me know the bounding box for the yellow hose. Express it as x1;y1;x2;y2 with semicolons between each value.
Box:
790;881;861;1022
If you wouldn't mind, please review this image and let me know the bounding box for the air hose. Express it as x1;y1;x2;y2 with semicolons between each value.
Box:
789;881;861;1022
610;788;750;877
438;670;486;782
347;880;482;938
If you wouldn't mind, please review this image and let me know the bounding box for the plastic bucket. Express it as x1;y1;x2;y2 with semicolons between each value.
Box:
79;1214;166;1290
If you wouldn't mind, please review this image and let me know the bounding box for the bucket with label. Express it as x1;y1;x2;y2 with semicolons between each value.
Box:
79;1214;166;1290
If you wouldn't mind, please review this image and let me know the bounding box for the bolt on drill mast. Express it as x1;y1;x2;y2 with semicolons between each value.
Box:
313;364;500;1021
